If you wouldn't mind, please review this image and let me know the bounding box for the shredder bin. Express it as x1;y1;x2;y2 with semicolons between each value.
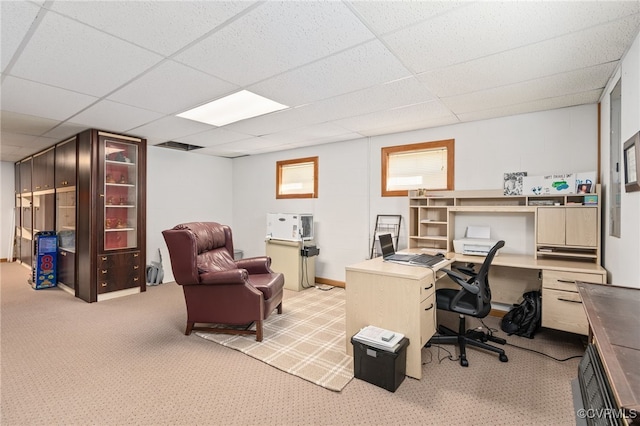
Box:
351;336;409;392
31;231;57;289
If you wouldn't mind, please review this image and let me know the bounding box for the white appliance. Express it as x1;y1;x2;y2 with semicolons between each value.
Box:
266;213;314;242
453;226;500;256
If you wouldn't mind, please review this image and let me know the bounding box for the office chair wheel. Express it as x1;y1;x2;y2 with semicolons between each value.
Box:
460;357;469;367
499;354;508;362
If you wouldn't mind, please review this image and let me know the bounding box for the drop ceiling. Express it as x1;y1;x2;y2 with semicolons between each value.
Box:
1;1;639;162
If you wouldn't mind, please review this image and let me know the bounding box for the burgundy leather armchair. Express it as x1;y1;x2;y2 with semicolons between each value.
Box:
162;222;284;341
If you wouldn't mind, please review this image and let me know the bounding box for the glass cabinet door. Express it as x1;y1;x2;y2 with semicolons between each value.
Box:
56;188;76;251
102;138;138;251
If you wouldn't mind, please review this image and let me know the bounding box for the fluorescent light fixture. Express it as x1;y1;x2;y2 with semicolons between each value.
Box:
177;90;288;126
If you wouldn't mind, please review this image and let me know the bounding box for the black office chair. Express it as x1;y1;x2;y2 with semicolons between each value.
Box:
426;240;508;367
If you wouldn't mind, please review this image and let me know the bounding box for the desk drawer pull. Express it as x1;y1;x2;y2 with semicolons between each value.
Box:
557;279;575;284
424;303;434;311
424;284;434;291
557;298;582;304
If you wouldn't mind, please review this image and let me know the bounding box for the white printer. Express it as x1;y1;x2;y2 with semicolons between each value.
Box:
453;226;501;256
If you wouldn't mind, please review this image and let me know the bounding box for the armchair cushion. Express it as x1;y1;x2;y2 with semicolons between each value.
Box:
197;249;237;274
248;273;285;299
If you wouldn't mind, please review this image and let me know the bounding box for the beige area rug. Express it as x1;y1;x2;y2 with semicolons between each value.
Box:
196;287;354;392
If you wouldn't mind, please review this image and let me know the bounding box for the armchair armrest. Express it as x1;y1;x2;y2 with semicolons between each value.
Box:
440;268;480;295
199;269;249;285
235;256;272;274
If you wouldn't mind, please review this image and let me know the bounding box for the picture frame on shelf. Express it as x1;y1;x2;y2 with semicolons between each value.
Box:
623;131;640;193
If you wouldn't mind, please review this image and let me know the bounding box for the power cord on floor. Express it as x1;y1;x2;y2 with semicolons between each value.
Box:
477;318;583;362
424;318;583;364
422;344;459;365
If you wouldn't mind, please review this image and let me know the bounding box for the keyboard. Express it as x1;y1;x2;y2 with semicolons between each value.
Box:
385;253;419;262
408;254;445;267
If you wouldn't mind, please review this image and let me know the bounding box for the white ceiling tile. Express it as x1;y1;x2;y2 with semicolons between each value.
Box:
335;101;457;134
0;111;60;136
383;2;640;74
173;127;252;148
49;1;255;56
107;60;239;114
129;116;214;143
417;14;639;98
41;122;90;141
442;64;619;114
224;107;318;136
0;131;37;148
349;1;469;35
1;76;98;120
456;90;603;124
1;1;40;72
174;1;374;86
10;11;163;97
250;40;412;106
259;122;357;145
279;77;438;124
70;100;163;133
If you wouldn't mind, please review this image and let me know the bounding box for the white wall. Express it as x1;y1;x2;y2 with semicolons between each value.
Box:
146;146;233;282
0;161;16;260
600;30;640;288
232;104;599;283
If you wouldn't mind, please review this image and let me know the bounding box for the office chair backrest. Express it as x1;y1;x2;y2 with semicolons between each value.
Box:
473;240;505;306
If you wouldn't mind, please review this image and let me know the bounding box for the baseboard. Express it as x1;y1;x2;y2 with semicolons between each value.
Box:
489;308;507;318
315;277;345;288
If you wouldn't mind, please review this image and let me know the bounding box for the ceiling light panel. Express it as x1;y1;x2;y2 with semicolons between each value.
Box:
177;90;288;126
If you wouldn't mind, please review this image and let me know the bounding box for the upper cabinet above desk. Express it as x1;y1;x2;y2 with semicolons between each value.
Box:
408;186;602;264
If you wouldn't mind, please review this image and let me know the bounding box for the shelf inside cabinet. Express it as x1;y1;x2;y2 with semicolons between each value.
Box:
105;159;135;166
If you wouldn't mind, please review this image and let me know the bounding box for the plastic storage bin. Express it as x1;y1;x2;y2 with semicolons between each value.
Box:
351;336;409;392
32;231;57;289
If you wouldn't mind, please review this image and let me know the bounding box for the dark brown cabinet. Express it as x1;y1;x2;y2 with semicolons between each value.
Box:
15;129;146;303
76;129;146;302
32;148;55;192
55;137;77;188
19;157;32;193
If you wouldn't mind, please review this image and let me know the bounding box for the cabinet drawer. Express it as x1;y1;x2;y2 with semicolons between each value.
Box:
542;270;604;292
421;280;435;301
542;288;588;335
420;293;436;346
97;251;142;294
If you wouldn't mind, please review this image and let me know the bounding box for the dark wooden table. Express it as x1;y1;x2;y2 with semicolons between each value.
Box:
577;281;640;421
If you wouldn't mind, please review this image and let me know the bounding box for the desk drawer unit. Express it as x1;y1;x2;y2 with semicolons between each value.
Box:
420;293;436;346
541;270;604;335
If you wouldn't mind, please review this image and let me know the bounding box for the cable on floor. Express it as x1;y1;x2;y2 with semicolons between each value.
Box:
477;318;583;362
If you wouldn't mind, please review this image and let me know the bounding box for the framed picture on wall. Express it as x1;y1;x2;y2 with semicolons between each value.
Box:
623;131;640;192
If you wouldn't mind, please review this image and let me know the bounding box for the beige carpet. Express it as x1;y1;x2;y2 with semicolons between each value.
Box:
197;287;353;391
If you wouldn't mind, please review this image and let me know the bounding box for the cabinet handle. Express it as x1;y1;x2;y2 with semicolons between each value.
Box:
101;270;107;274
101;282;107;287
60;251;66;257
133;253;139;257
424;284;434;290
35;186;41;189
133;265;139;269
133;277;139;282
557;298;581;304
424;303;434;311
101;256;107;261
557;279;575;284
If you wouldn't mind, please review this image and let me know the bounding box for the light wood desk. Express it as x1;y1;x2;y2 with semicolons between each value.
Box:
345;256;453;380
345;250;607;380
